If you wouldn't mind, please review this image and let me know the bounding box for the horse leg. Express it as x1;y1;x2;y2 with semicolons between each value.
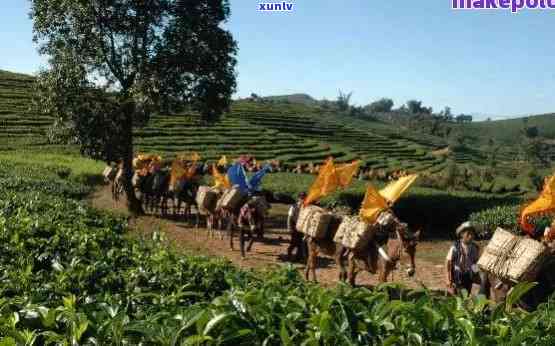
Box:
310;247;318;282
195;208;200;229
240;230;247;258
336;249;347;282
348;256;358;286
229;220;234;250
305;243;313;281
246;230;255;252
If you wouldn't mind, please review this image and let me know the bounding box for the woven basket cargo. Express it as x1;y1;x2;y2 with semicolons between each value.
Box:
216;186;246;211
103;166;117;181
477;227;548;283
296;205;333;239
334;216;374;250
196;186;219;214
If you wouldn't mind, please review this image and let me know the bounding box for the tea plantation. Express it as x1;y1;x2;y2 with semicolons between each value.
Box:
0;70;450;173
1;152;555;345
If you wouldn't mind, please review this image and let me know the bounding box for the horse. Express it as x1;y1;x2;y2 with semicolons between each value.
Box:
233;199;267;257
169;179;200;224
305;213;420;286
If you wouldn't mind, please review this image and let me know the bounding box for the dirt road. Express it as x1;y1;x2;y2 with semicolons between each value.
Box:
91;186;451;290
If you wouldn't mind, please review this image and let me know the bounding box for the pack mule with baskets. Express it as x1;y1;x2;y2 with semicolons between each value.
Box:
477;227;549;283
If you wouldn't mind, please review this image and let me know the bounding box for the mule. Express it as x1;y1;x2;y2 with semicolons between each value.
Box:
169;180;200;225
232;197;268;257
305;214;420;286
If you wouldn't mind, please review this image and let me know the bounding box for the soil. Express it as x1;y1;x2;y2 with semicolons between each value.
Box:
90;185;457;291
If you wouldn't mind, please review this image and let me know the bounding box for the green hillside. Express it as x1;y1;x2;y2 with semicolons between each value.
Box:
0;70;448;173
1;69;553;178
0;70;53;147
464;114;555;144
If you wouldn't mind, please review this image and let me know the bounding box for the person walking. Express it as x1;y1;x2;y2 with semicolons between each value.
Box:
287;192;307;262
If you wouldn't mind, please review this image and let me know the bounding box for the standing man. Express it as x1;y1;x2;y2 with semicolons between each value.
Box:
287;192;307;262
445;222;482;295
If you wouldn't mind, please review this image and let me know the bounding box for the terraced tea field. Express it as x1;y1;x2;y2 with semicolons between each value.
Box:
0;70;54;148
0;70;451;173
227;102;448;172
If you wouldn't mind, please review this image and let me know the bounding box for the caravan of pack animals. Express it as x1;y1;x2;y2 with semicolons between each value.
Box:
103;152;555;301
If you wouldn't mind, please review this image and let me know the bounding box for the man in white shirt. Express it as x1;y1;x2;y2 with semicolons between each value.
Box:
446;222;480;295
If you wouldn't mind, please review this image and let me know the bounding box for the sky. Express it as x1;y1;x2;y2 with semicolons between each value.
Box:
1;1;555;120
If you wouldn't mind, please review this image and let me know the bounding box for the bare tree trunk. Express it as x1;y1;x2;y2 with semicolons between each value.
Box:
122;105;144;216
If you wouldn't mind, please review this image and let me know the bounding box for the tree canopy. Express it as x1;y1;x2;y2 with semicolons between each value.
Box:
31;0;237;213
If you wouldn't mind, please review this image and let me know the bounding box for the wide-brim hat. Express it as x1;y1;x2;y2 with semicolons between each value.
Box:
456;221;476;237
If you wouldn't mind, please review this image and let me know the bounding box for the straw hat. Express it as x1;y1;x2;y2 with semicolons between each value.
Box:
456;221;476;237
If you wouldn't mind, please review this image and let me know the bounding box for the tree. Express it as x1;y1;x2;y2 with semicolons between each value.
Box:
337;90;352;112
523;125;539;139
406;100;423;115
366;98;394;113
31;0;237;214
442;106;452;118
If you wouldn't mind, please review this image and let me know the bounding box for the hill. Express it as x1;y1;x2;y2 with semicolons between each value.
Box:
0;70;448;174
0;70;54;147
0;69;552;182
257;93;318;105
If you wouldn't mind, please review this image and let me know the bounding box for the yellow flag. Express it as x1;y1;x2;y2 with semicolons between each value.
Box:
218;155;228;166
520;175;555;235
379;174;419;204
170;159;186;188
359;174;418;224
212;164;231;189
335;160;361;187
190;152;201;162
359;183;389;223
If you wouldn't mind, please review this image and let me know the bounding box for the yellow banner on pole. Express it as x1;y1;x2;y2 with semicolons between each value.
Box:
379;174;419;204
359;174;418;224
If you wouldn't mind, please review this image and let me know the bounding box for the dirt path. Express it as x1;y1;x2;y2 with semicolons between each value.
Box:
90;186;451;290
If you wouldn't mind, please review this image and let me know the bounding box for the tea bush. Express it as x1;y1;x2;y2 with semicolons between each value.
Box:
1;155;555;344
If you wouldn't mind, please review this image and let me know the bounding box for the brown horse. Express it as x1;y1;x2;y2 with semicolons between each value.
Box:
305;218;420;286
233;200;266;257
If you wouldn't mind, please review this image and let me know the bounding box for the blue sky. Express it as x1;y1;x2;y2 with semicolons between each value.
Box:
1;1;555;119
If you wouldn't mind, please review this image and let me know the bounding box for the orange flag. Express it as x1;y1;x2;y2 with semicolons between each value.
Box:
212;164;231;189
520;175;555;235
304;159;360;206
304;158;336;206
335;160;361;187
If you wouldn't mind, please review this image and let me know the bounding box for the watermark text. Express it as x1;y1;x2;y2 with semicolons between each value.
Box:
452;0;555;13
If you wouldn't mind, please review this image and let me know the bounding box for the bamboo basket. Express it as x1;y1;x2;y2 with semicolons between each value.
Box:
477;227;548;283
196;186;219;214
216;186;246;211
296;205;333;239
334;216;374;250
